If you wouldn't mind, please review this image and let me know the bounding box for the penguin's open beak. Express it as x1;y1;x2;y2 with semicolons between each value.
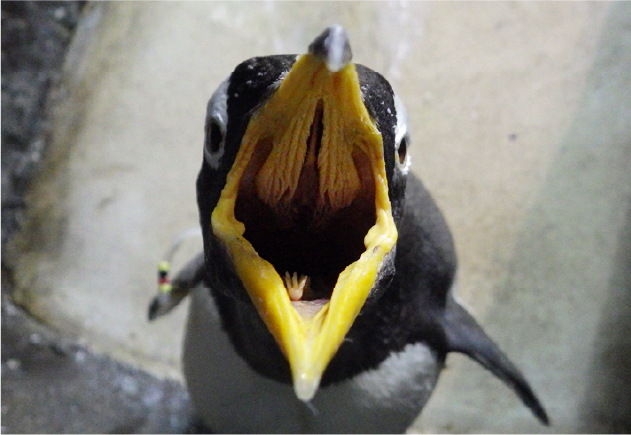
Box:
211;27;398;401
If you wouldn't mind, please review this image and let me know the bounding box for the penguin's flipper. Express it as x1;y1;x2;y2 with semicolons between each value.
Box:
148;252;206;321
170;251;207;290
442;296;550;425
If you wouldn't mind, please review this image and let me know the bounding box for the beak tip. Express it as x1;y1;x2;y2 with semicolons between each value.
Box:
308;25;352;72
293;373;321;402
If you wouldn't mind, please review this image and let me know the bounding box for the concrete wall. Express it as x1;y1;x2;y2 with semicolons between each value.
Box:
8;2;631;432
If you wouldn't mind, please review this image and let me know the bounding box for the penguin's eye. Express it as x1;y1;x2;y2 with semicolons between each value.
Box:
204;117;226;168
204;77;230;168
206;119;225;155
395;133;410;173
392;93;410;173
397;135;408;165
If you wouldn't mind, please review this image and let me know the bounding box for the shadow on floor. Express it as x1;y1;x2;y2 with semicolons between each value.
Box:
579;201;631;433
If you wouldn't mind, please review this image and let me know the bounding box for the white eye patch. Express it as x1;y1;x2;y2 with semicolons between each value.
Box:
393;93;411;174
204;78;229;169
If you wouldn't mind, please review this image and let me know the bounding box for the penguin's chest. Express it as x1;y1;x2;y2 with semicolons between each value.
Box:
183;288;440;433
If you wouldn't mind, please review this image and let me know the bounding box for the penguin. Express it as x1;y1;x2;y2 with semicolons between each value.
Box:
150;25;549;433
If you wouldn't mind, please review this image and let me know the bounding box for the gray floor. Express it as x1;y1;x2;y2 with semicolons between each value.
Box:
1;292;194;434
3;2;631;433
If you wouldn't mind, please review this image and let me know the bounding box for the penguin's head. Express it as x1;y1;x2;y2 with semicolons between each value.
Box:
197;26;411;401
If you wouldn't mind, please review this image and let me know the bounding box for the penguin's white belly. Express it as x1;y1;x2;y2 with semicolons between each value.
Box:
183;288;440;433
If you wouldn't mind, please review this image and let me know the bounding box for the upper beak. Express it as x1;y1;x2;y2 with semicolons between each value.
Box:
210;26;398;401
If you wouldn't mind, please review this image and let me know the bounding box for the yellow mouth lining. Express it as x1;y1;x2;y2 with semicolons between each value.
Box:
210;54;397;400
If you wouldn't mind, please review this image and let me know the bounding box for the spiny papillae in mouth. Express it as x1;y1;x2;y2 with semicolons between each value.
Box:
234;102;377;307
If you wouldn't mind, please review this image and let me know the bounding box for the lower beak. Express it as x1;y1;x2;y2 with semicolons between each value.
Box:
211;52;397;401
